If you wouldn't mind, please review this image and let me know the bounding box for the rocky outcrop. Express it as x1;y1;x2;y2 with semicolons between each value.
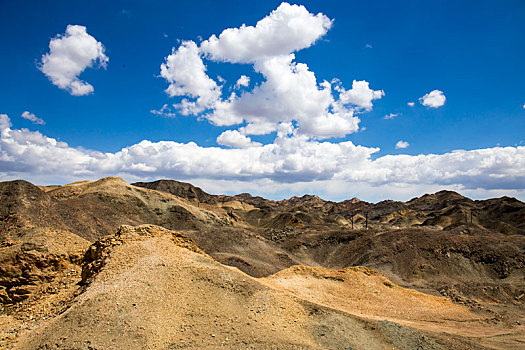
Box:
0;228;88;304
132;179;218;203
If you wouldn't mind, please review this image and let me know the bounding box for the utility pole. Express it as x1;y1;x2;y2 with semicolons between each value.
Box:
365;212;368;230
351;212;354;230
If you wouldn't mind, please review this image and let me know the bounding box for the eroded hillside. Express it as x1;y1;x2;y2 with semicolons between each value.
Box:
1;177;524;349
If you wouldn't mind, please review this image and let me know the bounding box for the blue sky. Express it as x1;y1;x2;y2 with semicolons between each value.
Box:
0;0;524;201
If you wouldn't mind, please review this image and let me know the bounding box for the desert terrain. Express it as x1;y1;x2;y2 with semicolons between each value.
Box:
1;177;524;349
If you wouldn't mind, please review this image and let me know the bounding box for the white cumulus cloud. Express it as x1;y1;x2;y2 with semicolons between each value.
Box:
338;80;384;111
200;2;332;63
40;25;108;96
160;41;221;115
235;75;250;88
407;102;415;107
21;111;45;125
158;2;377;140
1;113;525;199
395;140;409;149
419;90;446;108
217;130;262;148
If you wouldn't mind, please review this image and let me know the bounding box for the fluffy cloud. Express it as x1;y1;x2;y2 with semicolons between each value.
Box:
207;54;361;138
160;41;221;115
159;2;378;139
407;102;415;107
384;113;400;120
338;80;384;111
200;2;332;63
40;25;108;96
419;90;446;108
1;114;525;199
370;147;525;190
21;111;45;125
217;130;262;148
0;114;95;176
235;75;250;88
395;140;409;149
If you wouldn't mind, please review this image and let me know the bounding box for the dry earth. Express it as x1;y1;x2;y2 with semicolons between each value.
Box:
6;225;512;350
1;177;524;349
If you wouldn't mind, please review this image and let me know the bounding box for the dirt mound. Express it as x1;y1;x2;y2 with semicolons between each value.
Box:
0;180;64;238
13;225;476;350
48;176;129;199
277;226;525;327
279;227;524;283
476;196;525;235
81;224;205;284
51;177;233;235
262;265;504;337
282;194;326;206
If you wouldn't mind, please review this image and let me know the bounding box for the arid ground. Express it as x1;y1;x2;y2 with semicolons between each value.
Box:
1;177;524;349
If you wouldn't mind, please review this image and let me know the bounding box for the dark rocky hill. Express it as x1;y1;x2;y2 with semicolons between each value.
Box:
132;179;218;203
133;179;525;235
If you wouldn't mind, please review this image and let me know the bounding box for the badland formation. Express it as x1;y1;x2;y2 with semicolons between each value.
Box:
1;177;524;349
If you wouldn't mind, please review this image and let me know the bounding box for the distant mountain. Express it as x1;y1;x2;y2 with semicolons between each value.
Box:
132;179;218;203
133;179;525;235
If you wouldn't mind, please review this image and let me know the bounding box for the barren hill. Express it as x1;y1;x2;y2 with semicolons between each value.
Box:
0;177;234;242
1;177;525;349
133;179;525;235
10;225;518;350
